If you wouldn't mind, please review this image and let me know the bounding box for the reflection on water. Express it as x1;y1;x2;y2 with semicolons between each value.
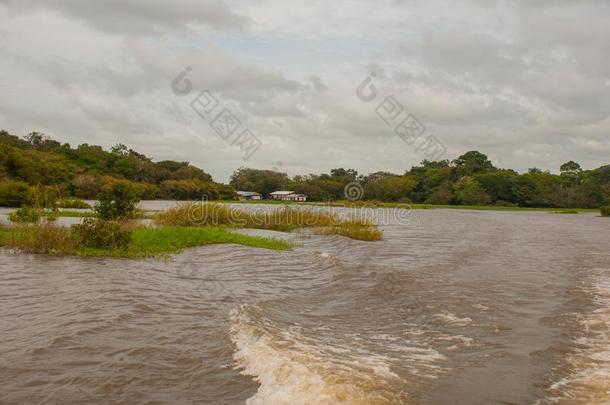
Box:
1;205;609;404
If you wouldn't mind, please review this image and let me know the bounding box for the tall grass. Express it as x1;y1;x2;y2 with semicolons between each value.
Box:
57;198;92;209
0;223;75;255
155;203;383;241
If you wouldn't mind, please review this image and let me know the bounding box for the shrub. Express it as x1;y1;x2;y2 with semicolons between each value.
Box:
58;198;92;209
27;185;60;209
0;180;30;207
71;218;132;250
95;182;139;220
601;206;610;217
9;206;40;223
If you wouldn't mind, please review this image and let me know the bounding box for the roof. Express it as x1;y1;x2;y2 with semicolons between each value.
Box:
270;191;296;195
236;191;261;197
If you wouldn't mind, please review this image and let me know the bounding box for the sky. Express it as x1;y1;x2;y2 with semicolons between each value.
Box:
0;0;608;182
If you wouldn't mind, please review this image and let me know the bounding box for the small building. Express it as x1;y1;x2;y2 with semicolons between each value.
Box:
236;191;262;201
269;191;307;202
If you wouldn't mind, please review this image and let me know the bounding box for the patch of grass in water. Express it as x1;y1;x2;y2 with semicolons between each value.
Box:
156;203;383;241
0;223;292;258
0;223;75;255
122;226;292;258
48;210;97;218
549;209;580;215
314;223;383;241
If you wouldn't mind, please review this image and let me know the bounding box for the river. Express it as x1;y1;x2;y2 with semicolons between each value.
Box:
1;205;609;404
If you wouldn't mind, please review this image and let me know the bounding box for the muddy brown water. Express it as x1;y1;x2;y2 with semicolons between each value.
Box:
1;205;609;404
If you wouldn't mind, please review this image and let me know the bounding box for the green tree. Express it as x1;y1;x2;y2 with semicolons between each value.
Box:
0;180;31;207
453;176;490;205
230;168;289;196
95;182;139;220
453;151;494;176
560;160;581;174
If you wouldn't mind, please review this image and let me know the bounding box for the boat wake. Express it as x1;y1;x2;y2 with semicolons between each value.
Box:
229;303;445;404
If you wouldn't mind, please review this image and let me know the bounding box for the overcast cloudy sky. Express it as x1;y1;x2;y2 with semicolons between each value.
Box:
0;0;608;181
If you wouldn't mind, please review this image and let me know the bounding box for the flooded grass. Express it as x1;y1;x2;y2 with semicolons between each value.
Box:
48;210;97;218
0;223;75;255
0;223;292;258
155;203;383;241
314;223;383;241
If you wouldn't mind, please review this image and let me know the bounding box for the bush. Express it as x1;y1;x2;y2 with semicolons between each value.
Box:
72;218;132;250
601;206;610;217
0;180;30;207
95;182;139;220
58;198;92;209
27;185;60;209
9;206;40;223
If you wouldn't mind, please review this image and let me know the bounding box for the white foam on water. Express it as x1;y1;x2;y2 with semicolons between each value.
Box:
435;311;473;326
541;272;610;404
228;304;443;404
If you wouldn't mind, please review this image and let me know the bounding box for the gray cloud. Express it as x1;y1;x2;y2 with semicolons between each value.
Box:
0;0;247;33
0;0;608;181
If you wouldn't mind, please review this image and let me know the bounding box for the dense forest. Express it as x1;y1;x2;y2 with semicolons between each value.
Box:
0;130;236;205
1;130;609;208
230;151;610;208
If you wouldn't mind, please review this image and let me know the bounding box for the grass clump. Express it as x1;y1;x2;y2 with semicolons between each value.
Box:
155;203;383;241
51;210;97;218
314;223;383;241
0;223;75;255
601;206;610;217
550;209;580;215
58;198;92;209
9;206;41;223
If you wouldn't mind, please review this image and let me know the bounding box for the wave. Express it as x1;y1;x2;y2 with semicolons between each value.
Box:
228;303;438;404
541;274;610;404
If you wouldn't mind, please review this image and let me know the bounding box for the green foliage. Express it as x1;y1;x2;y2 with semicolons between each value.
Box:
95;182;139;220
27;185;60;209
560;160;582;174
601;206;610;217
9;206;40;223
125;226;292;257
0;130;220;200
364;175;416;201
230;167;289;196
0;180;30;207
3;129;610;210
453;177;491;205
71;218;132;250
453;151;494;176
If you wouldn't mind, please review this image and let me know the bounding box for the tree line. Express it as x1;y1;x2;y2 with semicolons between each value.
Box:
230;151;610;208
1;130;609;208
0;130;236;205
